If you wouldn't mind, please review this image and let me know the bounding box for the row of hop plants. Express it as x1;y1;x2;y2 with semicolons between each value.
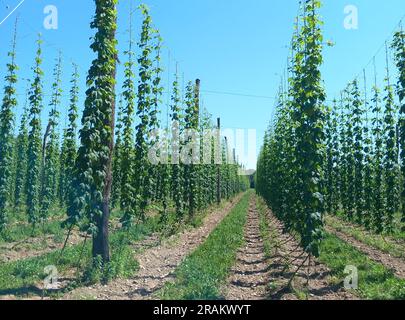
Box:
324;29;405;234
0;2;250;267
256;0;326;259
0;18;75;230
257;0;405;269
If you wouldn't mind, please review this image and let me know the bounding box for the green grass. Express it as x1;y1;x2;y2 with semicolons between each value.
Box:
0;219;64;244
256;197;405;300
0;215;163;298
326;215;405;259
319;233;405;300
333;211;405;242
0;205;135;245
0;198;239;298
158;191;251;300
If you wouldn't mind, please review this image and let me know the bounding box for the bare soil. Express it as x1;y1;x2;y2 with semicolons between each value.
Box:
63;195;243;300
326;226;405;279
262;205;356;300
222;198;269;300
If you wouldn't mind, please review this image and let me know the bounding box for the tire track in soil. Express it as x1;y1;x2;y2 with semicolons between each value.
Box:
326;226;405;279
222;197;269;300
262;205;356;300
63;194;244;300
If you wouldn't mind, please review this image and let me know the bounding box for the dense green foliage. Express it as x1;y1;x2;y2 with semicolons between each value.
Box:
0;2;249;277
257;1;405;256
1;0;404;296
119;9;137;228
40;54;62;221
133;4;155;223
13;87;29;208
59;64;79;207
0;19;18;231
26;35;44;227
392;30;405;230
257;0;326;257
326;42;404;234
65;0;118;265
170;71;184;219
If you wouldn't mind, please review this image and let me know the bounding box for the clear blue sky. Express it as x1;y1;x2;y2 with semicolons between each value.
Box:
0;0;404;169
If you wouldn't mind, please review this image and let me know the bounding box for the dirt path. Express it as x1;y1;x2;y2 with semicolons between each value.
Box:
64;195;243;300
326;226;405;279
260;203;355;300
222;198;269;300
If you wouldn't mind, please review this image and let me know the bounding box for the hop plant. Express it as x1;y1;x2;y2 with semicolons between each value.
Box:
0;18;18;231
26;34;44;227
